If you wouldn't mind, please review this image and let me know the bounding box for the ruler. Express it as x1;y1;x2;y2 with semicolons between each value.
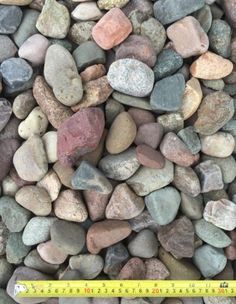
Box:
15;280;236;298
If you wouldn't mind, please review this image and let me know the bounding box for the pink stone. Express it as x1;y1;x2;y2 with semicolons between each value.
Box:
136;144;165;169
167;16;209;58
134;122;163;149
145;258;170;280
18;34;50;66
57;107;105;166
92;8;132;50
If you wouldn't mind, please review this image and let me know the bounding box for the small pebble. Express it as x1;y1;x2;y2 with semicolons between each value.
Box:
112;91;152;110
13;90;36;120
104;243;129;277
6;232;30;265
0;258;13;287
81;64;106;83
69;21;95;45
83;190;110;221
0;99;12;133
72;2;103;22
37;241;68;265
98;0;129;10
128;108;155;127
135;122;163;149
53;161;74;189
42;131;58;164
177;126;201;155
180;193;204;220
0;5;22;34
194;4;212;33
136;145;165;169
0;35;17;63
145;258;170;280
118;257;146;280
157;113;184;133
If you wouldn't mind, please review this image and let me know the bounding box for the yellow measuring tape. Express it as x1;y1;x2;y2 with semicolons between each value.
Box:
15;280;236;298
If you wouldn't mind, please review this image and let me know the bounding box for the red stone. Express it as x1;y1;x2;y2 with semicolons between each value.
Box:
136;144;165;169
57;107;105;166
92;8;132;50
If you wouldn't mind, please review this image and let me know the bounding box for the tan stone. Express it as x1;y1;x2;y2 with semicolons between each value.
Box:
37;240;68;264
97;0;129;10
180;77;202;120
53;161;74;189
54;189;88;222
37;170;61;201
106;112;137;154
190;51;233;79
42;131;58;163
80;64;106;83
167;16;209;58
0;0;32;4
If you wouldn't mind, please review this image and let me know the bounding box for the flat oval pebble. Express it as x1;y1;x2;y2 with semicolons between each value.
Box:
106;112;137;154
107;59;154;97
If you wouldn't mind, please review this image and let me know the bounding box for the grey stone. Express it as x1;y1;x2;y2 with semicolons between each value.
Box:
59;299;92;304
121;299;151;304
71;161;113;194
0;5;22;34
93;299;119;304
127;160;174;196
145;186;181;225
104;243;129;277
0;98;12;132
202;155;236;184
195;160;224;193
128;210;160;233
154;0;205;25
73;41;105;71
50;220;85;255
193;244;227;278
0;58;33;90
0;289;16;304
224;83;236;96
0;117;20;141
204;297;236;304
177;126;201;155
202;79;225;91
128;229;158;258
150;74;185;111
203;189;229;205
0;220;9;256
194;219;231;248
69;254;104;279
0;257;13;287
99;148;140;181
105;99;125;127
180;193;203;220
0;196;31;233
112;91;152;110
0;35;17;63
194;4;212;33
49;38;73;52
209;19;231;58
157;113;184;133
22;217;57;246
24;250;59;274
12;9;40;47
210;3;224;20
222;120;236;136
6;232;31;264
122;0;153;16
154;49;183;80
107;59;154;98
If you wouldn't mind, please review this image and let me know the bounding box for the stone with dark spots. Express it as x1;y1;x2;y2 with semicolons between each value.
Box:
104;243;129;277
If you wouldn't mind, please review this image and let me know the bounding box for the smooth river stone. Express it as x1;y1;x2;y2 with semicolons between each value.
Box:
135;123;163;149
154;0;204;25
190;51;233;79
105;183;144;220
180;193;203;220
193;244;227;278
127;160;174;196
86;220;132;254
71;2;103;21
0;5;22;34
37;241;68;265
204;199;236;231
57;107;104;166
145;186;181;225
158;216;195;259
194;91;234;135
107;59;154;97
194;219;231;248
99;148;140;181
13;135;48;182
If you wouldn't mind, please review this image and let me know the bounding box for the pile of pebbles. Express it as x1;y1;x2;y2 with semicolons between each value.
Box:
1;0;236;303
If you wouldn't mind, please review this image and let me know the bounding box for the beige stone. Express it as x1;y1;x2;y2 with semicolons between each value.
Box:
2;176;19;197
37;170;61;201
37;240;68;264
53;161;74;188
180;77;202;120
72;2;103;21
0;0;32;4
54;189;88;222
167;16;209;58
190;51;233;79
80;64;106;83
42;131;57;163
201;132;235;158
97;0;129;10
106;112;137;154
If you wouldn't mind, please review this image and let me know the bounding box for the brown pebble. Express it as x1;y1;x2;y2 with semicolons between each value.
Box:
136;144;165;169
86;220;132;254
53;161;74;189
118;257;146;279
80;64;106;83
128;108;155;127
134;122;163;149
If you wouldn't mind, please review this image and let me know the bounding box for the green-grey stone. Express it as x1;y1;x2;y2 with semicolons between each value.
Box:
145;186;180;225
6;232;31;264
210;3;224;20
150;74;185;111
194;4;212;33
177;126;201;154
193;244;227;278
194;219;231;248
0;257;13;287
203;189;229;205
105;99;125;127
180;193;203;220
49;38;73;52
24;249;59;274
127;160;174;196
202;155;236;184
112;91;152;110
154;49;183;80
157;113;184;133
154;0;205;25
0;196;31;232
72;41;105;71
202;79;225;91
209;19;231;58
129;9;149;35
12;9;39;47
71;161;113;194
222;120;236;136
0;289;16;304
224;84;236;96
